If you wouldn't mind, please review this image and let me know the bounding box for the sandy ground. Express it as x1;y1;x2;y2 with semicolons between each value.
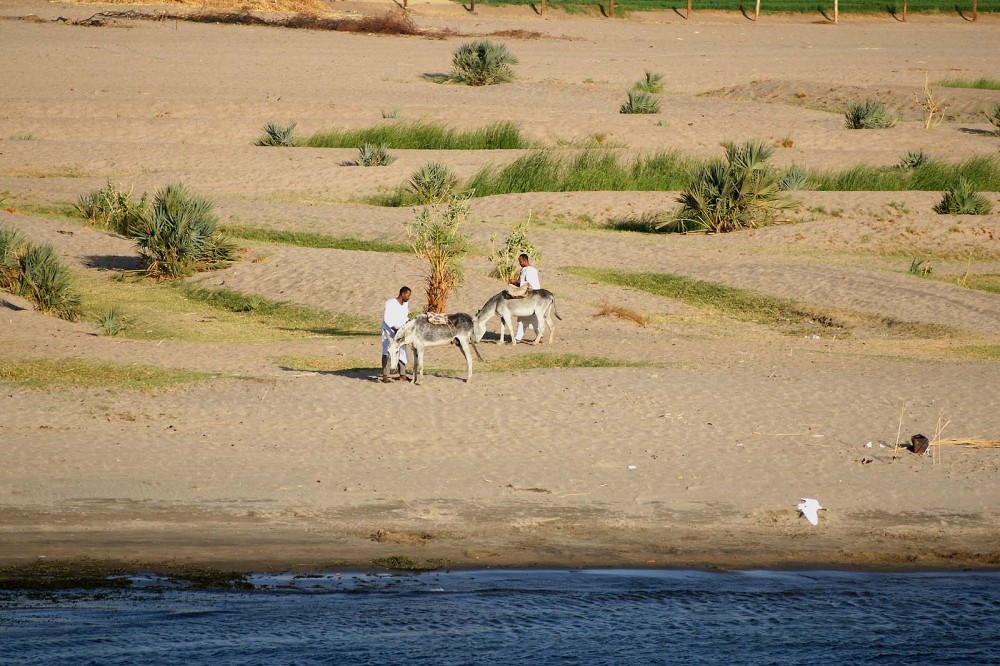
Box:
1;0;999;572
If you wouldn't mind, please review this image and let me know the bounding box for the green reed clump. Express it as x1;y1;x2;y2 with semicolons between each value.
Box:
450;40;518;86
620;90;660;114
74;181;148;236
255;121;297;147
844;99;896;129
811;154;1000;191
633;71;664;94
305;121;526;150
408;163;460;204
97;306;126;336
935;76;1000;91
933;179;994;215
898;150;929;169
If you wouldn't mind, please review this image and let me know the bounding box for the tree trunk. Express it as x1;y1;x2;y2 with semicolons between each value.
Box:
834;0;838;23
687;0;692;20
754;0;760;21
973;0;978;21
541;0;546;15
902;0;907;21
609;0;614;18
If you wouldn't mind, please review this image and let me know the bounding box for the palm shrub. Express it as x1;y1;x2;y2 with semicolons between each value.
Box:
620;91;660;114
666;141;796;233
357;142;397;167
488;216;540;283
0;226;26;291
405;196;471;313
256;121;297;147
780;164;808;191
98;306;126;336
933;178;993;215
898;150;929;169
450;40;518;86
408;162;459;204
633;71;664;94
75;181;148;236
844;99;896;129
131;184;237;278
9;241;81;320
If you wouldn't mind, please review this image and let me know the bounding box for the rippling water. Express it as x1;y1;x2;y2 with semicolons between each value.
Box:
2;570;999;665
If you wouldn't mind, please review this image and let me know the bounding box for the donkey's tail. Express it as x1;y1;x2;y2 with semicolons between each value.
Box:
551;299;562;321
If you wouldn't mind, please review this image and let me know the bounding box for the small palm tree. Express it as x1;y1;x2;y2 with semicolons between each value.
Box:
450;40;518;86
620;90;660;114
844;99;896;129
632;71;664;94
255;121;297;147
933;178;993;215
357;143;397;167
408;163;459;204
406;197;471;313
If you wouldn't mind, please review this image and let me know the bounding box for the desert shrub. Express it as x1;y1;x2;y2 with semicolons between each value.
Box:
405;196;471;313
898;150;929;169
408;163;460;204
74;181;148;236
908;258;933;277
488;216;541;283
633;71;664;94
620;90;660;114
933;179;994;215
844;99;896;129
356;143;397;167
98;306;125;336
255;121;297;147
780;164;808;191
987;104;1000;136
131;184;237;278
597;302;648;327
1;235;81;320
450;40;518;86
668;140;796;233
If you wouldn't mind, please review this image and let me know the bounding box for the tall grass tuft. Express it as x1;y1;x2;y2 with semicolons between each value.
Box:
98;306;126;336
0;229;81;321
811;154;1000;192
450;40;518;86
620;90;660;114
933;179;994;215
356;143;397;167
131;184;238;278
408;163;460;204
74;181;148;236
255;121;297;147
898;150;929;169
780;164;808;191
987;104;1000;137
844;99;896;129
406;197;471;313
935;76;1000;91
304;121;526;150
633;71;664;94
669;141;796;233
488;216;541;283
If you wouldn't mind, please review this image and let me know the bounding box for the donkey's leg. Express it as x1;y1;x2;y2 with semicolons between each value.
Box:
457;336;473;383
414;345;424;385
500;312;512;345
545;305;556;345
530;311;545;345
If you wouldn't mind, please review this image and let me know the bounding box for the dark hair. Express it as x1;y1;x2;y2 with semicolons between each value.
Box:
399;286;411;295
518;253;530;262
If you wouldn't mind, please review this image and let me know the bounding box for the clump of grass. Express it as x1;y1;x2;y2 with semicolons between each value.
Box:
10;133;36;141
97;306;126;336
304;121;526;150
935;76;1000;91
255;121;297;147
220;225;410;253
450;40;518;86
0;357;215;390
596;302;648;327
933;179;993;215
908;258;933;277
668;140;796;233
356;142;396;167
987;104;1000;137
633;71;664;94
811;154;1000;192
74;181;148;236
606;211;668;233
620;90;660;114
488;216;540;283
0;228;81;321
780;164;808;191
405;196;471;313
844;99;896;129
131;184;238;278
381;108;399;119
485;353;650;371
898;150;929;169
407;162;460;204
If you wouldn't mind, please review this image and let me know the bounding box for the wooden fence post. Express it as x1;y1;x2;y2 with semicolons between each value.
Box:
687;0;692;20
834;0;838;23
754;0;760;21
541;0;546;15
902;0;907;21
973;0;978;21
609;0;614;18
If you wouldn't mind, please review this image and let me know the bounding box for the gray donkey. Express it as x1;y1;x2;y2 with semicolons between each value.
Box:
388;313;484;385
474;289;561;345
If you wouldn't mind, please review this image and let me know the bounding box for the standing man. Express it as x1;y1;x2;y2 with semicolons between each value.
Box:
506;253;541;342
382;286;411;382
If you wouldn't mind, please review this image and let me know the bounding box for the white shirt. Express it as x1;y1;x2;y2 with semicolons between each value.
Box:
518;265;541;290
382;297;410;355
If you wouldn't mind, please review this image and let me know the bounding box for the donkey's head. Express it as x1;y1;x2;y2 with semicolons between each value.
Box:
473;308;489;343
386;325;407;369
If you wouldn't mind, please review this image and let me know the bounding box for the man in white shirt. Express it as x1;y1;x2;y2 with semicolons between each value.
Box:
381;286;411;382
506;254;541;342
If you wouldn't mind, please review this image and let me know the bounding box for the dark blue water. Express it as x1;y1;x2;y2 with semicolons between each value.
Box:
2;570;999;665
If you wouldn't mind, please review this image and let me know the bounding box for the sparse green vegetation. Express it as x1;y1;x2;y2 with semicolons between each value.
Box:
780;164;808;191
620;90;661;114
469;0;1000;13
908;258;933;277
605;211;670;233
485;353;650;371
811;154;1000;191
488;217;540;283
898;150;929;170
0;227;81;320
97;306;126;336
255;121;297;147
304;121;526;150
633;71;664;94
987;104;1000;136
407;162;461;204
356;142;397;167
450;40;518;86
0;357;217;390
935;76;1000;91
844;99;896;129
220;225;410;253
74;181;147;236
951;344;1000;361
406;196;471;313
933;179;994;215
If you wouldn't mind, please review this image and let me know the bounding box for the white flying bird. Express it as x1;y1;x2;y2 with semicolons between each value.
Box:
797;498;824;526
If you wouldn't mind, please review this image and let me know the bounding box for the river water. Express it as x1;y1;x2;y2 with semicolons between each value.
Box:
2;569;999;665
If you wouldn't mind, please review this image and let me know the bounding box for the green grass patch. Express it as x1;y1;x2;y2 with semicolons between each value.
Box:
304;121;528;150
809;155;1000;192
934;76;1000;91
484;353;650;371
221;225;410;253
936;273;1000;295
9;200;81;222
950;344;1000;361
0;357;217;390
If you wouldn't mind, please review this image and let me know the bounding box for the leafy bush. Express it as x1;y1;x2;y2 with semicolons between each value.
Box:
898;150;929;169
0;229;81;321
450;40;518;86
131;184;238;278
620;90;660;114
75;181;148;236
780;164;808;191
933;179;993;215
255;122;297;147
633;71;664;94
408;163;460;204
844;99;896;129
488;216;541;283
668;141;796;233
356;143;397;167
405;197;471;313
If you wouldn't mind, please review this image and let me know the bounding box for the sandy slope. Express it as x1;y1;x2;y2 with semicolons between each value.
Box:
0;0;998;571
